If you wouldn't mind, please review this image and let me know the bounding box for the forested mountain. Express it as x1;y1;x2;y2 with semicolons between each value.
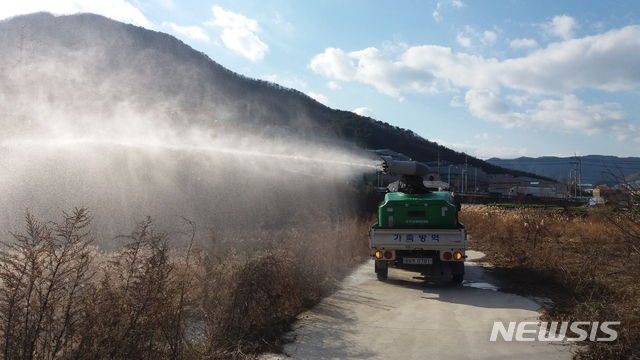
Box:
1;12;533;176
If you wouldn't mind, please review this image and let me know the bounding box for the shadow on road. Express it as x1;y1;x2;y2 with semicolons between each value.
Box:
264;252;571;360
380;259;541;311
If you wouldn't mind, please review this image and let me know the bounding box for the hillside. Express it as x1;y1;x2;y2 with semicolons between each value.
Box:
1;12;536;177
487;156;640;186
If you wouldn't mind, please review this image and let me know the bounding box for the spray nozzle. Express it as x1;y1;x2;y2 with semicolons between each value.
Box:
380;156;430;177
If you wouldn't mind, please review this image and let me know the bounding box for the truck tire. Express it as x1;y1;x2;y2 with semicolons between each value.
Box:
452;274;464;284
377;268;388;281
375;260;388;281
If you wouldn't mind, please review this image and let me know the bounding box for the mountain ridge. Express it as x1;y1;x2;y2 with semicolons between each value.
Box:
487;155;640;186
1;12;558;179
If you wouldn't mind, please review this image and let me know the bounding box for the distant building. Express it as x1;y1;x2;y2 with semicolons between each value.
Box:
488;176;529;195
593;188;622;198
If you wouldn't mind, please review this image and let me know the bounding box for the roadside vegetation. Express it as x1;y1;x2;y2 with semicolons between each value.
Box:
460;201;640;359
0;207;372;359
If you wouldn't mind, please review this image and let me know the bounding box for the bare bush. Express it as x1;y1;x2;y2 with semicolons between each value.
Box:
601;171;640;256
198;215;371;357
84;216;196;359
0;208;371;359
0;207;95;360
461;205;640;359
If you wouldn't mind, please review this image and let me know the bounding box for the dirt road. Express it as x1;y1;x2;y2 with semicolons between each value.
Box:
263;251;573;360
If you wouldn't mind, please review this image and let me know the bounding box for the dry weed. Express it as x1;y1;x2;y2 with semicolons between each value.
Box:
0;208;371;359
460;205;640;359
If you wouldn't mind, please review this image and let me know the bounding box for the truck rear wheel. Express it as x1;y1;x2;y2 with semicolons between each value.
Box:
375;260;388;281
377;268;388;281
452;274;464;284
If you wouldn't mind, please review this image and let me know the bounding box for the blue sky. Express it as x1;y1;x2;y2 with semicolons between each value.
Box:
2;0;640;159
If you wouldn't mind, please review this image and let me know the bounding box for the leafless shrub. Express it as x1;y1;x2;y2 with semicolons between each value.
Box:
0;207;96;360
600;170;640;256
461;205;640;359
0;207;370;359
85;216;196;359
219;253;300;347
197;214;371;356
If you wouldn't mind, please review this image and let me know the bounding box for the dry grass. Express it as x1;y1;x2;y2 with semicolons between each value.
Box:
460;205;640;359
0;208;372;359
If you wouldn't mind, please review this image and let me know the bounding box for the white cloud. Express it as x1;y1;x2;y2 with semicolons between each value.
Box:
452;142;529;159
465;89;516;125
440;136;531;159
220;28;268;61
309;25;640;138
206;6;259;31
205;6;268;61
483;31;497;45
274;12;295;34
441;134;530;159
309;47;440;97
70;0;151;26
449;133;533;158
381;40;410;55
455;26;498;48
353;107;374;117
465;89;635;139
529;95;627;135
0;0;150;27
311;25;640;96
432;0;464;22
163;22;209;41
0;2;67;20
506;94;532;106
456;33;472;47
450;95;464;107
308;92;328;105
154;0;175;9
543;15;578;40
261;74;307;90
327;81;341;90
500;26;640;94
510;38;538;49
309;48;357;82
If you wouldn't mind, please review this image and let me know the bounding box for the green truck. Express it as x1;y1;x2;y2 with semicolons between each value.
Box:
369;156;467;283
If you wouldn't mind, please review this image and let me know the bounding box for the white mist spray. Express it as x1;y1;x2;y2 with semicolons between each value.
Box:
0;15;380;247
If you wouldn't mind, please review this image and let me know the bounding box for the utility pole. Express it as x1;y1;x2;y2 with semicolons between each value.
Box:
571;153;578;198
474;167;477;192
579;156;582;198
464;154;468;194
568;170;571;199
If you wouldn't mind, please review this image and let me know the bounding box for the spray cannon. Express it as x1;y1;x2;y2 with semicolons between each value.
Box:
380;156;430;177
380;156;431;194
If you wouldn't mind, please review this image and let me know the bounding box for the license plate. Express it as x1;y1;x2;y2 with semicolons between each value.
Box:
403;258;433;265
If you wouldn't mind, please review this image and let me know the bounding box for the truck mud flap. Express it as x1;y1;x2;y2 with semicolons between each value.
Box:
449;261;465;275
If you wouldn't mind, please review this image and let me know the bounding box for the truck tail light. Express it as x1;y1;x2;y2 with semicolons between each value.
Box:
375;251;393;259
454;252;462;260
443;251;452;260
